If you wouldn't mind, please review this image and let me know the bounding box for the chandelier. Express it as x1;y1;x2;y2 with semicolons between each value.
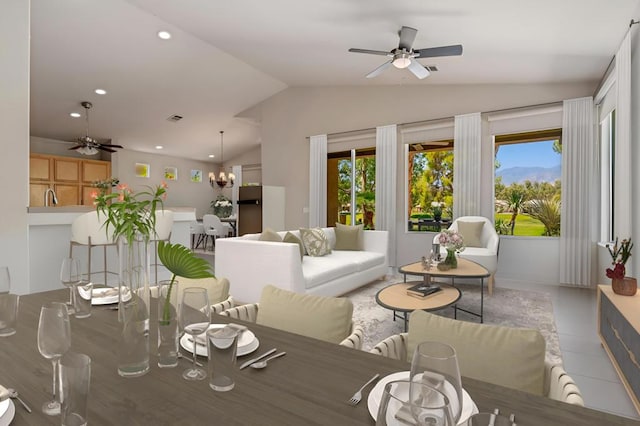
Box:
209;131;235;189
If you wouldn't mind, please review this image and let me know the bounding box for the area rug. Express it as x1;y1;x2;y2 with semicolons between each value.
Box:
344;276;562;365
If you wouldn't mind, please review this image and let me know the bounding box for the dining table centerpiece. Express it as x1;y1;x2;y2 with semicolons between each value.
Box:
211;194;233;218
606;237;636;296
156;241;214;368
437;229;465;270
94;181;167;377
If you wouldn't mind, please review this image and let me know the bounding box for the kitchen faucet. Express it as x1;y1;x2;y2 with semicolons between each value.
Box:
44;188;58;207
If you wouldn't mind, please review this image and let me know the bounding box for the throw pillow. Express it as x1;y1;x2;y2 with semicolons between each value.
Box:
456;221;484;248
283;231;305;260
257;285;353;344
407;310;546;396
334;223;364;250
259;228;282;242
299;228;331;257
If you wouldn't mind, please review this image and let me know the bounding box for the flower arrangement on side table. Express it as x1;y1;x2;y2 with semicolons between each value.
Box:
437;229;465;270
606;237;636;296
211;195;233;218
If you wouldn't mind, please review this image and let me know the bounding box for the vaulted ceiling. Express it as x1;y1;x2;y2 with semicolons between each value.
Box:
29;0;640;162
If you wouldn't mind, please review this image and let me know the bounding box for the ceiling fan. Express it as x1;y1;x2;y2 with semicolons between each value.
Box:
68;101;123;155
348;26;463;79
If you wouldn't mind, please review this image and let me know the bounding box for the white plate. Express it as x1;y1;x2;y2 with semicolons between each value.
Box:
91;287;132;305
367;371;478;426
180;323;259;357
0;399;8;419
0;400;14;426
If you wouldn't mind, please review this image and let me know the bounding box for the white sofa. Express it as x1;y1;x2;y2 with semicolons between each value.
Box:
215;227;388;303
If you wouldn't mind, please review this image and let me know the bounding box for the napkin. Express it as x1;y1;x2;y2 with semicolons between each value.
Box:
0;385;9;402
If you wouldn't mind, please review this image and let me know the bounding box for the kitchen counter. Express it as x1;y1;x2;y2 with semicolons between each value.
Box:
25;207;196;294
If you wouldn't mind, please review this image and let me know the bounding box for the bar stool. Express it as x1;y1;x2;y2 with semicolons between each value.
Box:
69;211;117;285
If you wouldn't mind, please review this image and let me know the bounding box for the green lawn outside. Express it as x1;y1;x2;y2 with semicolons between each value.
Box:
495;213;546;236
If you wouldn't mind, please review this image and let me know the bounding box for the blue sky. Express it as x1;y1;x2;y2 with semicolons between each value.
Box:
496;140;561;170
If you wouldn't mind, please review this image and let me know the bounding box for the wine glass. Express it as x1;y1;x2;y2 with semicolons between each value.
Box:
376;380;454;426
0;266;10;293
410;341;463;424
60;258;80;314
37;302;71;415
179;287;210;380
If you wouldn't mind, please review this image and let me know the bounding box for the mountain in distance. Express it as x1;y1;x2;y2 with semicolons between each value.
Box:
496;165;561;186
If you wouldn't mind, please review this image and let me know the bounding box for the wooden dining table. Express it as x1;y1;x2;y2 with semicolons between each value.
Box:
1;289;638;425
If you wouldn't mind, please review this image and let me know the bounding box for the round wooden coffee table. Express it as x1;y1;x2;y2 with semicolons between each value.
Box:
375;282;461;332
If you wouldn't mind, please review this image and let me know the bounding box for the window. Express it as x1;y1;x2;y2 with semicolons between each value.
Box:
327;149;376;229
494;129;562;237
600;110;615;242
406;140;454;232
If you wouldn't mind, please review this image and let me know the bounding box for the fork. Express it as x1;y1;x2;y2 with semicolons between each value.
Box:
347;373;380;405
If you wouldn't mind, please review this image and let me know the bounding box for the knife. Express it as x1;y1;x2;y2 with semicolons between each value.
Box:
239;348;277;370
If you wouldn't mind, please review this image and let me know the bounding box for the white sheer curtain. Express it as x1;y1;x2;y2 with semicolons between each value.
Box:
560;97;597;287
453;113;482;218
615;31;632;239
375;125;397;266
309;134;327;228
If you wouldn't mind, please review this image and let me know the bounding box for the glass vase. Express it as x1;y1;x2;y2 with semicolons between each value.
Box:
117;236;151;377
157;280;180;368
444;248;457;269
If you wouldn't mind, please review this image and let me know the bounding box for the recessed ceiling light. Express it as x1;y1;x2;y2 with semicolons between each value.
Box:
155;145;163;150
94;89;107;95
70;112;81;118
157;31;171;40
208;154;215;158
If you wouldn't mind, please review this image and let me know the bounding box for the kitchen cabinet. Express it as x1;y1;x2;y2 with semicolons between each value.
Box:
29;154;111;206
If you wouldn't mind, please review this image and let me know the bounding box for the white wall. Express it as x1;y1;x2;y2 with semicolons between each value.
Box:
251;83;593;283
0;1;30;294
631;19;640;279
112;149;217;218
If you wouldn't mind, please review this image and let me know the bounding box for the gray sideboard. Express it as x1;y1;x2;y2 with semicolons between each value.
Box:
598;284;640;414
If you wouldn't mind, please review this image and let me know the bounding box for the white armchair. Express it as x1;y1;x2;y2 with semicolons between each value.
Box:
436;216;499;294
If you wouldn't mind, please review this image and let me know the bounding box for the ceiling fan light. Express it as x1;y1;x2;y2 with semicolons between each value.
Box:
392;54;411;69
78;146;98;156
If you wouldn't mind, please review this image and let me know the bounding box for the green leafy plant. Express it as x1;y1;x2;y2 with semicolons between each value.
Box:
527;197;561;236
93;182;167;245
157;241;214;324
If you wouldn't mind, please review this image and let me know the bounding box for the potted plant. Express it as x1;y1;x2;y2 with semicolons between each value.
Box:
211;195;233;218
606;237;636;296
431;201;445;222
437;229;465;270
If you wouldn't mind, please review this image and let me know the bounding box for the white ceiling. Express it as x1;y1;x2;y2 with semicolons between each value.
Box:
29;0;640;162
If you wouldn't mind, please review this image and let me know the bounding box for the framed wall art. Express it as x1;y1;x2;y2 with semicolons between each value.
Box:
190;169;202;183
135;163;150;178
164;166;178;181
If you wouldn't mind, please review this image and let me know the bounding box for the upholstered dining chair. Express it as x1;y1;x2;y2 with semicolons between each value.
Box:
436;216;499;294
189;221;206;250
220;285;365;350
150;276;234;314
69;210;117;285
371;310;584;406
202;214;232;251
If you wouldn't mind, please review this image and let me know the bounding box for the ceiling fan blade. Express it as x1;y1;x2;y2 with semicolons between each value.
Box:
348;48;392;56
398;26;418;50
408;59;430;79
68;145;83;150
100;143;124;149
366;60;393;79
414;44;463;58
97;146;117;153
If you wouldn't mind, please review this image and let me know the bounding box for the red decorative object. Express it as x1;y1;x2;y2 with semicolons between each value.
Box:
606;237;635;296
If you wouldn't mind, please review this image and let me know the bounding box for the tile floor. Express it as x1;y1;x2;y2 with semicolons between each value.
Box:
502;279;640;420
